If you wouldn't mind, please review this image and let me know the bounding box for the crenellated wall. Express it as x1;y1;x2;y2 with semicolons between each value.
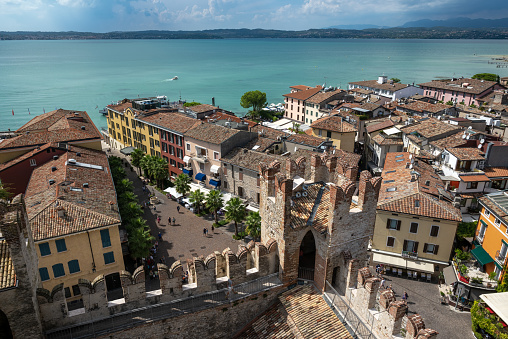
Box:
346;266;438;338
36;240;279;331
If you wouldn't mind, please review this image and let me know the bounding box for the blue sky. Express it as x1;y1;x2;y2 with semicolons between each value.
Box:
1;0;508;32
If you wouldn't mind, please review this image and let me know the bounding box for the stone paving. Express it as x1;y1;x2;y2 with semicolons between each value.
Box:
105;144;244;290
379;271;473;339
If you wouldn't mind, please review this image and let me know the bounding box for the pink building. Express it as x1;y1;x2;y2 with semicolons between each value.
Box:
418;78;504;106
283;85;322;123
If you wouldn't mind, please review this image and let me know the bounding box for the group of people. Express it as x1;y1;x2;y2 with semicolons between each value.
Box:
376;264;410;304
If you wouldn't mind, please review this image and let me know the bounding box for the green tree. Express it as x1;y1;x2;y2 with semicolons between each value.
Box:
0;180;12;200
224;197;246;236
245;211;261;240
109;156;127;183
390;77;401;83
152;157;169;189
206;189;224;224
128;225;154;259
183;101;202;107
240;90;267;115
472;73;500;82
174;173;191;196
140;155;155;181
445;100;454;106
189;189;205;214
130;148;145;176
117;178;134;196
121;202;143;223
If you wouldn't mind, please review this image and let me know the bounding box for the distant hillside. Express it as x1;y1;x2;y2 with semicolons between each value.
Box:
2;26;508;40
326;24;390;30
402;17;508;28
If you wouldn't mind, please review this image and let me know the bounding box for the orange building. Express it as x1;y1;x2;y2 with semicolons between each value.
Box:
474;192;508;280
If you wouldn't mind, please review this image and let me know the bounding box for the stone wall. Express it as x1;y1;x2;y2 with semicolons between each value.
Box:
0;195;44;338
96;284;286;339
37;241;279;331
221;162;260;205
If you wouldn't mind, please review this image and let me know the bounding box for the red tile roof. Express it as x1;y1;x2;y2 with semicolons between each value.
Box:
418;78;498;95
286;133;326;147
0;110;101;151
310;116;357;133
0;240;16;290
430;131;468;150
349;80;409;92
206;112;258;128
366;120;395;133
184;123;243;144
397;101;450;114
138;112;203;135
459;174;491;182
24;146;121;241
484;167;508;178
307;89;344;104
446;147;485;161
283;86;323;100
400;118;461;140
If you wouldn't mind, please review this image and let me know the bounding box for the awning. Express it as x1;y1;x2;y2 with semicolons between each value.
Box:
372;252;435;273
209;179;221;187
471;246;494;266
222;193;233;205
443;265;458;285
210;165;220;174
163;186;183;199
120;146;136;155
182;168;193;176
183;156;191;164
195;173;206;181
246;205;259;213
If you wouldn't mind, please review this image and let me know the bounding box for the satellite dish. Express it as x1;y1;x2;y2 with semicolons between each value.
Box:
466;135;470;140
480;139;485;144
295;192;302;198
462;134;466;139
302;191;308;197
302;184;308;190
478;144;482;149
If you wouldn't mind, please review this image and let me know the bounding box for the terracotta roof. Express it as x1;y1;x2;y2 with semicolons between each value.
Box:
307;89;344;104
138;112;202;135
366;120;395;133
349;88;373;95
479;193;508;226
283;86;322;100
290;85;314;91
185;104;219;114
0;110;101;151
184;123;243;144
221;148;282;172
446;147;485;161
349;80;409;92
0;240;16;290
430;131;468;150
397;101;450;114
401;118;461;139
310;116;357;133
244;137;278;153
372;134;403;146
291;148;361;171
206;112;257;128
107;101;132;113
251;125;287;141
291;183;331;233
286;133;325;147
459;174;491;182
378;152;461;221
418;78;498;95
24;146;121;241
238;301;296;338
484;167;508;178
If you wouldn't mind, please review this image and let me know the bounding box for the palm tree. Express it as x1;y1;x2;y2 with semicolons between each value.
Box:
139;155;151;180
128;226;154;259
121;202;143;224
206;189;224;224
153;157;169;189
117;178;134;196
130;148;145;176
189;189;205;214
245;211;261;240
174;173;191;196
224;197;246;237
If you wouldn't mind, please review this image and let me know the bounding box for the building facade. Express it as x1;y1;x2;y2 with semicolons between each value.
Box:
309;116;357;153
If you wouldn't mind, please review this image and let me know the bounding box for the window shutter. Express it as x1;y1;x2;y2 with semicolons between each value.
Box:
403;240;408;251
423;243;428;253
100;229;111;248
386;219;391;229
414;242;419;253
397;220;401;231
434;245;439;255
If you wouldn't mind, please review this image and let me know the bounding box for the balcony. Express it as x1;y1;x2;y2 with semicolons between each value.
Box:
190;153;209;163
401;251;418;260
496;250;507;265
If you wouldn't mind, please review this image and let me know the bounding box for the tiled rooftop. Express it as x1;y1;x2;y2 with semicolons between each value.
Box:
349;79;409;92
245;137;278;153
283;86;323;100
446;147;485;161
480;192;508;226
366;119;394;133
307;89;344;104
378;152;461;221
459;174;490;182
429;131;468;150
397;101;450;114
221;148;282;172
238;302;296;338
291;183;331;233
24;145;121;241
290;85;314;91
107;101;132;113
0;142;57;171
185;104;219;114
484;167;508;178
286;133;326;147
371;133;403;146
400;118;461;140
206;112;258;128
251;125;287;141
418;78;498;95
291;148;361;172
138;112;203;134
0;110;101;151
0;239;16;290
184;123;243;144
310;116;357;133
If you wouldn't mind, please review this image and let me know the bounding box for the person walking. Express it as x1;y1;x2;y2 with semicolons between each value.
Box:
225;278;237;299
380;278;386;289
177;205;181;213
402;291;408;301
158;232;162;241
211;225;214;233
203;228;207;237
168;216;171;225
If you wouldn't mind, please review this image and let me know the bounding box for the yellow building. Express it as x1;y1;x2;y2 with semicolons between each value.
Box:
473;192;508;281
0;109;102;163
371;152;462;277
106;100;162;157
309;116;357;153
24;145;124;302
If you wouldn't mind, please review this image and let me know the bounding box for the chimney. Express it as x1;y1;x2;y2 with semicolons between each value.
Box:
56;206;65;218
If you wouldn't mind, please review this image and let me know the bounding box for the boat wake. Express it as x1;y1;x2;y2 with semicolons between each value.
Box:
163;78;175;82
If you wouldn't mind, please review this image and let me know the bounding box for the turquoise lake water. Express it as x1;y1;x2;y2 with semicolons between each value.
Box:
1;38;508;130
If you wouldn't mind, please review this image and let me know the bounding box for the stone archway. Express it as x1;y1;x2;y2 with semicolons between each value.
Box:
298;231;316;281
0;309;13;339
105;272;124;301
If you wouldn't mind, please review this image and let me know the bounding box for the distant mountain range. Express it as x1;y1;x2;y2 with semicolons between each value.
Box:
327;24;390;30
401;17;508;28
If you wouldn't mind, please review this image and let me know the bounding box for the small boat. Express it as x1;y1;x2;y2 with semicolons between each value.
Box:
172;76;178;80
99;108;108;116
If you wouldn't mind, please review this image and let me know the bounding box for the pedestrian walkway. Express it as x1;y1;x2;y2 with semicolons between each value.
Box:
104;143;244;291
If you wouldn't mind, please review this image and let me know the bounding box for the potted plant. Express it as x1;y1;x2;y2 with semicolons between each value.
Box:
487;272;498;288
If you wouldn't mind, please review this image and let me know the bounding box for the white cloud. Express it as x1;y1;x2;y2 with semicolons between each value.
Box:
56;0;96;8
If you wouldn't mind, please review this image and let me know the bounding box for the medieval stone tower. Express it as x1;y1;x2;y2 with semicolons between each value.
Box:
259;153;381;292
0;195;43;338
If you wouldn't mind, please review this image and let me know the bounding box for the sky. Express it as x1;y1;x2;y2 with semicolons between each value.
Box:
1;0;508;32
